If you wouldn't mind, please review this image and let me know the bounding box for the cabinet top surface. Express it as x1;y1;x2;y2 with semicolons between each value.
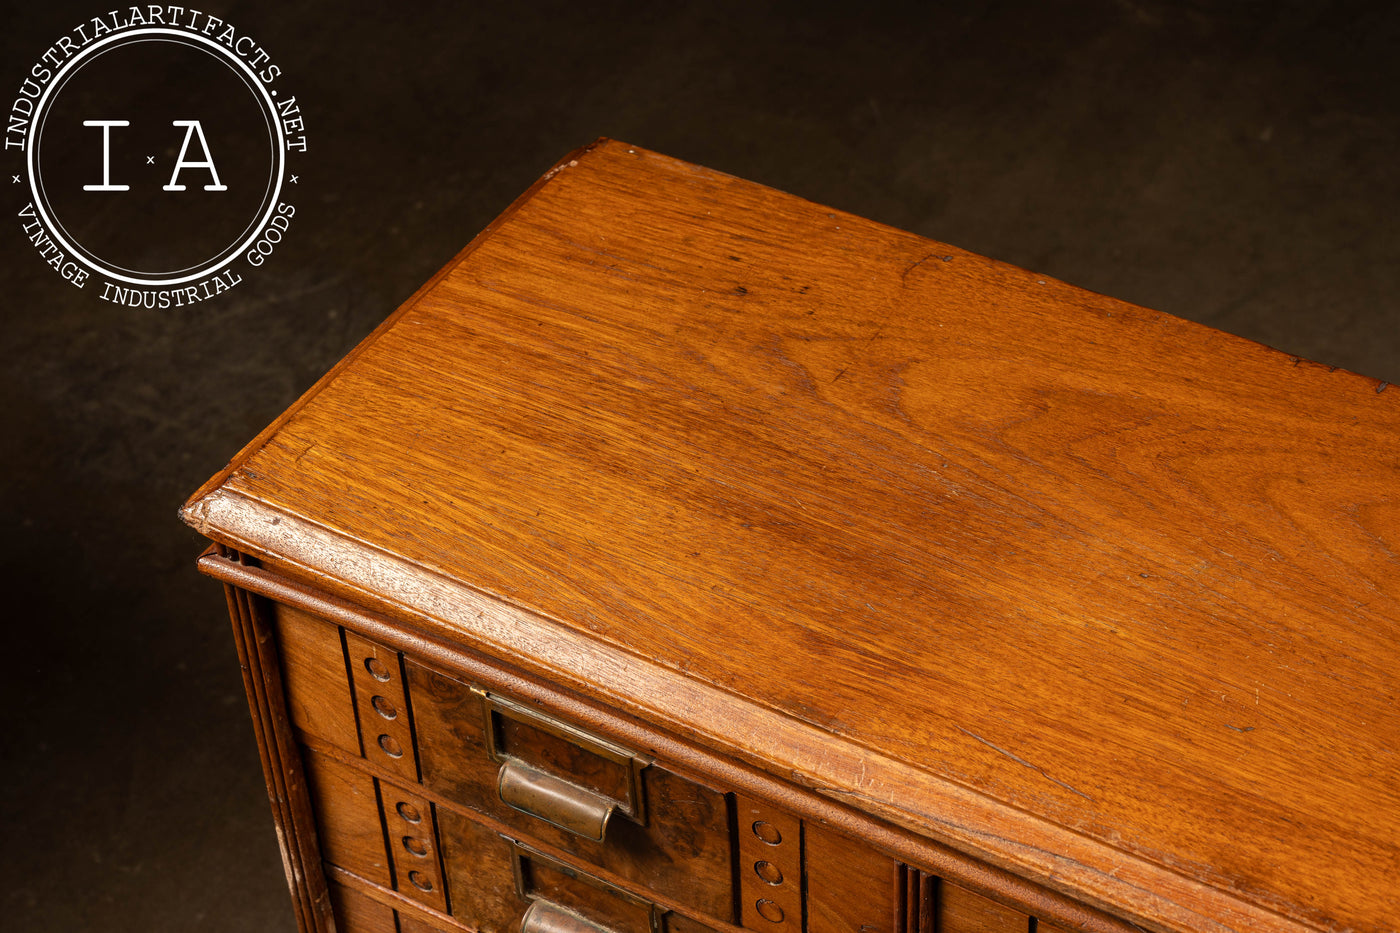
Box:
186;140;1399;933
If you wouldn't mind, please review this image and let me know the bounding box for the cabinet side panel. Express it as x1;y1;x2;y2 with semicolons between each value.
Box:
225;573;334;933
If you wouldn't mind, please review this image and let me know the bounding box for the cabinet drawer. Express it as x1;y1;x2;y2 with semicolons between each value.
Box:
273;602;733;925
504;840;727;933
407;660;735;922
309;748;724;933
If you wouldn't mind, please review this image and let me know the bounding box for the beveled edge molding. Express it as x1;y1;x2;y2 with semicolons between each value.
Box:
185;489;1310;933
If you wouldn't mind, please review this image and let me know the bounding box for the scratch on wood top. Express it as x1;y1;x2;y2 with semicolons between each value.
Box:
955;727;1095;802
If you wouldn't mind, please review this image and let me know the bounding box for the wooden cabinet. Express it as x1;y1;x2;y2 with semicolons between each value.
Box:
184;140;1400;933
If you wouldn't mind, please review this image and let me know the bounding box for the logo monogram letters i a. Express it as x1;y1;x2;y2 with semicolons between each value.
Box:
81;120;228;192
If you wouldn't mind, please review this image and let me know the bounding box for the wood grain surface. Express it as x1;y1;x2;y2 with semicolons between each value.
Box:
327;881;400;933
803;822;894;933
185;140;1400;933
274;603;360;756
304;750;391;889
942;883;1031;933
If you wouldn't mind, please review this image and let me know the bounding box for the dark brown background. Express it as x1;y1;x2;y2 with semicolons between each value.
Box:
2;2;1396;931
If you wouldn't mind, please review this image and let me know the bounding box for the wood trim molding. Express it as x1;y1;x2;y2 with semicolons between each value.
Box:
896;864;935;933
327;865;475;933
219;544;334;933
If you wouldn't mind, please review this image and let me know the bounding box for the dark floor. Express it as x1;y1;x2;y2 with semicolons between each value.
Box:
2;2;1397;931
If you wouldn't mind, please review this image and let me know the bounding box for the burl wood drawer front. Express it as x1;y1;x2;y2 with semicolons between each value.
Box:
310;750;725;933
407;661;734;921
273;602;734;924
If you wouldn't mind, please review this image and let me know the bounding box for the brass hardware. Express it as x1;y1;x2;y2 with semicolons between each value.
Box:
499;759;618;841
475;688;650;841
509;839;663;933
522;901;617;933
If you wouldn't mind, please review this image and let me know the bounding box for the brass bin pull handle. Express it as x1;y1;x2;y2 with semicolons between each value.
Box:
521;901;619;933
509;839;665;933
498;759;617;842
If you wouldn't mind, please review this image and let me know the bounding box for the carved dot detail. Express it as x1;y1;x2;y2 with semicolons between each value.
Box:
396;801;422;823
378;733;404;758
403;835;429;857
365;656;392;682
751;820;782;845
371;695;398;720
756;899;784;923
408;870;434;892
754;860;783;885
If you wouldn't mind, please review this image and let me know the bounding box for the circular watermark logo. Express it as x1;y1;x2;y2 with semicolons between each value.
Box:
7;9;307;307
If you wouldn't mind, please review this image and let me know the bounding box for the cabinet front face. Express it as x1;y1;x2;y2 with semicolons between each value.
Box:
276;601;742;932
260;595;1086;933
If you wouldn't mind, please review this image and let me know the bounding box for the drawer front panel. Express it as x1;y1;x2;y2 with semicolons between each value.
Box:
941;883;1032;933
272;603;734;925
315;783;725;933
435;806;528;931
327;882;399;933
274;604;359;755
510;842;727;933
407;659;735;921
806;823;895;933
305;751;391;888
488;690;646;832
513;842;659;933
